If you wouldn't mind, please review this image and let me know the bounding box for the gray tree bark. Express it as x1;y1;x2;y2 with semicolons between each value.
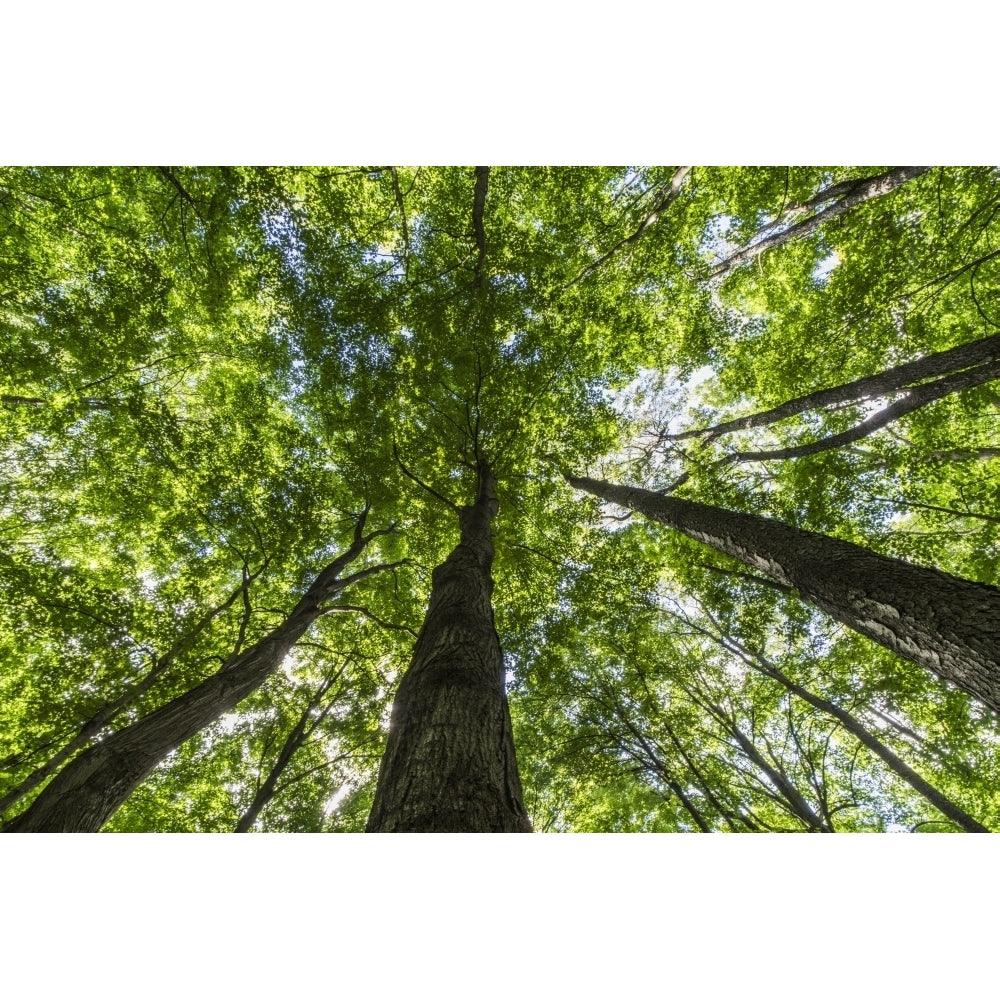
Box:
366;462;532;832
567;474;1000;714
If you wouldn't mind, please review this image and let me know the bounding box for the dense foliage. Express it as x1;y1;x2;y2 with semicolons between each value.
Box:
2;165;998;831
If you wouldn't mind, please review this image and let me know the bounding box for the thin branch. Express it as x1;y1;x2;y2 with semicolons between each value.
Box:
390;167;410;281
697;562;796;595
319;603;418;638
157;167;201;214
869;496;1000;527
392;440;459;512
566;166;692;288
906;246;1000;297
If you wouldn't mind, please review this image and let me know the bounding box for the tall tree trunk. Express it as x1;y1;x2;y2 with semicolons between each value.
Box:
566;474;1000;713
4;515;397;833
366;463;532;832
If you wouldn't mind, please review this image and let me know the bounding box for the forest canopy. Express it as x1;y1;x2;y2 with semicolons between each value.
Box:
2;165;999;832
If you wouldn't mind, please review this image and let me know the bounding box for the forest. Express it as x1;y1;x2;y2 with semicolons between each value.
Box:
2;164;998;832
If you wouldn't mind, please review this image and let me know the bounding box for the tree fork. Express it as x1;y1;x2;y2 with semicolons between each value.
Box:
366;461;532;832
566;474;1000;714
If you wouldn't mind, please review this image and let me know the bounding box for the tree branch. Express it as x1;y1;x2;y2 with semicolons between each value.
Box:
708;166;931;280
566;166;692;288
319;603;418;638
663;332;1000;443
393;440;459;512
390;167;410;281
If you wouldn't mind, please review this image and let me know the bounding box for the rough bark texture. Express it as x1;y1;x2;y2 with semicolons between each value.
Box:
4;517;392;833
568;475;1000;714
366;465;532;832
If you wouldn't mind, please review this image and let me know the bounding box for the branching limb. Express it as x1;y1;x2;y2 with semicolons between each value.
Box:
663;332;1000;443
319;602;418;638
392;440;459;512
710;358;1000;467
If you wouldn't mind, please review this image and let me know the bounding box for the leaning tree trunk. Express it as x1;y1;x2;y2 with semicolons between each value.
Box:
4;514;396;833
367;463;532;832
567;474;1000;714
708;166;931;280
0;567;265;816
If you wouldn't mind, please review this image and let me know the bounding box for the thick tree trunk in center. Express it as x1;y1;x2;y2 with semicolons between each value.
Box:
366;466;532;832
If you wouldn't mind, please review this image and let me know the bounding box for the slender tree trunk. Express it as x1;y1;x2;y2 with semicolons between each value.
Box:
680;677;830;830
234;672;340;832
742;647;989;832
708;166;931;280
366;463;532;832
664;332;1000;442
4;516;397;833
649;760;712;832
677;610;991;832
600;698;714;831
658;716;759;831
567;474;1000;713
721;717;831;831
234;717;309;833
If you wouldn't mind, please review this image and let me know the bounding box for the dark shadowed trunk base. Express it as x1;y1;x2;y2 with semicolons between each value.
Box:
367;467;532;832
